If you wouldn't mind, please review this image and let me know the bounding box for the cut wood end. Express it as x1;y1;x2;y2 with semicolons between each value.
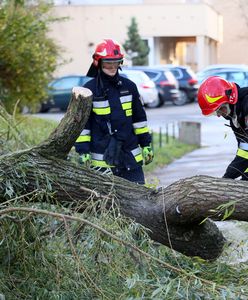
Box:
72;86;92;99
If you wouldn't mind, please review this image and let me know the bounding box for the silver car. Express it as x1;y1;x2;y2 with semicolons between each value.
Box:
119;69;159;108
196;64;248;87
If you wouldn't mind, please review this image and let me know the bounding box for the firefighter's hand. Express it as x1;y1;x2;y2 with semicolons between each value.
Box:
142;145;154;165
79;154;91;167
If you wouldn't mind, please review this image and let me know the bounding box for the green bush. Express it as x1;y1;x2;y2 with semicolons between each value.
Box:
0;0;61;113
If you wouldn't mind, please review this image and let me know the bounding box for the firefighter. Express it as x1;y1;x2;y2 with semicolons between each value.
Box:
75;39;153;184
198;75;248;180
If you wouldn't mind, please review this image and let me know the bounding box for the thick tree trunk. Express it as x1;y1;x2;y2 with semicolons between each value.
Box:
1;87;247;260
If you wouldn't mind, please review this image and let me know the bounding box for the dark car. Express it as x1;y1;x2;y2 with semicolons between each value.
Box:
164;65;199;103
196;64;248;87
40;75;92;112
124;66;181;107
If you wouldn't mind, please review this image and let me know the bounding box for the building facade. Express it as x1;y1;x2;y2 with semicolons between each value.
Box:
50;0;223;76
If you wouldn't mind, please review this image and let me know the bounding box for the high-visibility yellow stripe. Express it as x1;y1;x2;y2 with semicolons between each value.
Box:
134;153;143;162
126;109;132;116
91;160;113;168
205;94;224;104
76;136;91;142
245;168;248;173
134;127;149;135
237;148;248;159
93;107;111;115
122;102;132;110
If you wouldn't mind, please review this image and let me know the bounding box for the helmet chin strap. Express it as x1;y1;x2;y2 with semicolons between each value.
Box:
226;103;231;116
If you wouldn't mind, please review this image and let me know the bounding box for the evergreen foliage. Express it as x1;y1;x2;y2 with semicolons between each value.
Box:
123;17;149;66
0;0;61;113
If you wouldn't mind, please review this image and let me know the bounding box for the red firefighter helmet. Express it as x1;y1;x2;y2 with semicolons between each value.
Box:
92;39;124;66
197;76;238;115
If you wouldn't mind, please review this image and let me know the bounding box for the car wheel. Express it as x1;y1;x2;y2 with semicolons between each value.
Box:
39;103;50;113
188;96;197;103
146;96;161;108
173;90;188;106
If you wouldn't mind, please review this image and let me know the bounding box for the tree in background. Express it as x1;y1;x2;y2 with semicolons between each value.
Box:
123;17;149;66
0;0;61;113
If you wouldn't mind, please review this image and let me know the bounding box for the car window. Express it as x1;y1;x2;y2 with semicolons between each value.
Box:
227;71;246;85
164;71;177;84
209;71;228;80
184;68;197;80
122;72;143;85
170;69;182;79
121;70;152;85
143;71;159;80
52;77;81;89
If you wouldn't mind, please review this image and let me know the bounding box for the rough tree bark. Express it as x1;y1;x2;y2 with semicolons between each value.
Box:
1;87;248;260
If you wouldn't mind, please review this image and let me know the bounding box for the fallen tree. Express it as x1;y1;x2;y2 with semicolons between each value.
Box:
1;87;248;260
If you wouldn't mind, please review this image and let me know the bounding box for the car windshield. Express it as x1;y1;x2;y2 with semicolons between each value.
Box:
120;70;151;85
51;77;81;90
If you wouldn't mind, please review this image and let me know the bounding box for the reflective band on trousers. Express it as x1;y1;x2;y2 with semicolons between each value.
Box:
76;135;91;142
91;153;113;168
76;129;91;143
91;148;143;167
239;142;248;151
237;148;248;159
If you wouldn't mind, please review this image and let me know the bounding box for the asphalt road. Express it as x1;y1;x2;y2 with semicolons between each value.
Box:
35;101;236;148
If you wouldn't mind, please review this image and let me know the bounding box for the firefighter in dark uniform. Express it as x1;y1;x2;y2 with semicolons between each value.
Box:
75;39;153;184
198;75;248;180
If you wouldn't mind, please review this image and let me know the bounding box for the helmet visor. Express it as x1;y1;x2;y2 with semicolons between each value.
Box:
101;58;123;64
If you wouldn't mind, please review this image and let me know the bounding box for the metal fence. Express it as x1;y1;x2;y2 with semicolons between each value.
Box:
151;122;179;149
151;121;201;149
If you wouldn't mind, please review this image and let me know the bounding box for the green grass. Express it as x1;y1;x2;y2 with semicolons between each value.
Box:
144;133;197;174
0;113;57;154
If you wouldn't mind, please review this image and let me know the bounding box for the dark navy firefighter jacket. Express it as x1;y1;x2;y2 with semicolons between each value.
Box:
75;70;152;170
223;85;248;179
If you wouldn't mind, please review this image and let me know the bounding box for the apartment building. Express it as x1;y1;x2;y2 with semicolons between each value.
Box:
50;0;223;76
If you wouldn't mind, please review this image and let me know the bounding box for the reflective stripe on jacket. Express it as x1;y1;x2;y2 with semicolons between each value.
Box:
75;71;151;170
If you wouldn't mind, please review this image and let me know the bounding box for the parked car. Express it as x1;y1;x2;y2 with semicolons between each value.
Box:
40;75;92;112
163;65;199;103
196;64;248;87
124;66;181;107
119;69;159;108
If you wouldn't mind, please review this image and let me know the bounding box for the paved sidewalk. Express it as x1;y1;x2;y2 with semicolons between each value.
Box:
148;113;237;187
